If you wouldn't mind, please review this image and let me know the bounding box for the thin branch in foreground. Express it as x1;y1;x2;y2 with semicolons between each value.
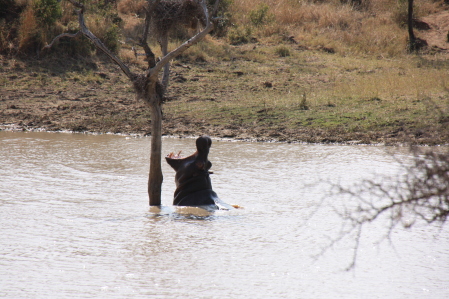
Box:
311;147;449;270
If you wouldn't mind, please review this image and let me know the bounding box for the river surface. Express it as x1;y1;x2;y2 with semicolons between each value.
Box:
1;131;448;298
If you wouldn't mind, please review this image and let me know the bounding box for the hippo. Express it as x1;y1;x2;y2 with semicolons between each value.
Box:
165;136;232;209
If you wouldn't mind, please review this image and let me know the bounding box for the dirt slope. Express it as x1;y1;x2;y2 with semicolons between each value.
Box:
419;10;449;51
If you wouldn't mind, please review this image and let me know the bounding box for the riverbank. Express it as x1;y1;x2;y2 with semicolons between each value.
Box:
1;44;449;145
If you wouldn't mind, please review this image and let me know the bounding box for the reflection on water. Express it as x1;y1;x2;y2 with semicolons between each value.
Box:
1;131;448;298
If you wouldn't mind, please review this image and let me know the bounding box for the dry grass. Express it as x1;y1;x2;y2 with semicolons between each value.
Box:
160;48;449;143
3;0;445;57
117;0;147;16
121;14;144;42
333;64;449;102
228;0;444;56
17;5;39;52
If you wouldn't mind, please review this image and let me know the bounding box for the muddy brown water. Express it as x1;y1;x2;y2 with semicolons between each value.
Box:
1;131;448;298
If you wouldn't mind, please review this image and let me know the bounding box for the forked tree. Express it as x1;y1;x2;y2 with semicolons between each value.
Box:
46;0;220;205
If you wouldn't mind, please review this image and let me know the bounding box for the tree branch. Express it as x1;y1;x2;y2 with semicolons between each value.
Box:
147;0;219;79
45;0;135;80
43;31;83;50
139;0;161;68
75;4;134;79
305;144;449;271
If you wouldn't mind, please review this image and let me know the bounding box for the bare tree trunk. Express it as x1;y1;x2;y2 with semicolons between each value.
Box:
148;94;163;206
407;0;416;52
160;34;170;89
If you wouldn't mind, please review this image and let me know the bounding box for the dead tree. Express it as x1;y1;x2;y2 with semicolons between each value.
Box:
407;0;416;51
46;0;220;206
407;0;427;52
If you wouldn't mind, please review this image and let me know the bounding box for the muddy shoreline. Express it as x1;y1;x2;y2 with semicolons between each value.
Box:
0;122;444;146
1;56;448;146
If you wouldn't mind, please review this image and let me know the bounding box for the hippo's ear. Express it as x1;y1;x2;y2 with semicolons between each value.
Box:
165;157;182;171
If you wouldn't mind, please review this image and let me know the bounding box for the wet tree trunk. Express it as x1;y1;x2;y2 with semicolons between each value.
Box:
148;90;163;206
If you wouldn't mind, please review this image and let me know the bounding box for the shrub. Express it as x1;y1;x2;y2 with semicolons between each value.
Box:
32;0;61;26
227;25;252;45
16;0;62;54
87;16;121;54
0;0;16;18
249;3;274;27
0;0;26;54
17;5;40;53
49;1;122;56
208;0;234;37
53;20;94;56
103;24;121;53
275;45;290;57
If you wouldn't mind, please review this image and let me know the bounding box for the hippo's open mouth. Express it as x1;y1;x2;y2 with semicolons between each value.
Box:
166;151;183;159
166;150;199;164
166;150;214;174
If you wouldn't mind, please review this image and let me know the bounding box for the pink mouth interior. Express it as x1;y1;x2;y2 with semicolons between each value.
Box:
166;151;183;159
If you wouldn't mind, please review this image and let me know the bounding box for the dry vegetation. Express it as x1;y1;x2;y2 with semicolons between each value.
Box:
2;0;445;56
227;0;444;56
1;0;449;144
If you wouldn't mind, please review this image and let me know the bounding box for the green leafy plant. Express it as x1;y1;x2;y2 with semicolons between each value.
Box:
249;4;274;27
32;0;61;26
275;45;290;57
299;93;309;110
227;25;252;45
209;0;234;37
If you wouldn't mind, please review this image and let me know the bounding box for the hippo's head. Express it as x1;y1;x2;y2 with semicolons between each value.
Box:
166;136;212;173
165;136;219;207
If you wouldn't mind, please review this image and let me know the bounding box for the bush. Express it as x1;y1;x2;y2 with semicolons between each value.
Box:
391;0;409;28
48;2;122;56
275;45;290;57
32;0;61;26
0;0;24;53
16;0;62;54
17;5;40;53
0;0;16;18
208;0;234;37
102;24;121;53
52;20;94;57
249;4;274;27
227;25;252;45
